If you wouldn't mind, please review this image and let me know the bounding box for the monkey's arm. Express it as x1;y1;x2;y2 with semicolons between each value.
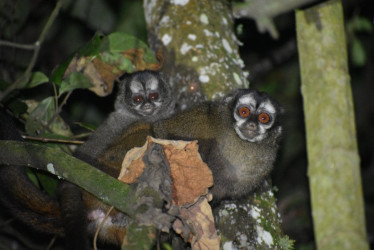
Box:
75;111;137;166
152;105;214;139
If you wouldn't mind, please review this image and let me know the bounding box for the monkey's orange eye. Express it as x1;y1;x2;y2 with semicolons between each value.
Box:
238;107;250;118
133;96;143;103
258;113;270;124
149;93;159;100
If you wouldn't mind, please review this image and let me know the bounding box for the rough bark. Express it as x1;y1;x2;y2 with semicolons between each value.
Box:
144;1;290;249
296;0;369;249
144;0;248;109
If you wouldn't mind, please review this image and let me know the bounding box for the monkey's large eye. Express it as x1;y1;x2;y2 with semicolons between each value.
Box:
148;93;159;101
258;113;271;124
238;107;250;118
133;95;144;103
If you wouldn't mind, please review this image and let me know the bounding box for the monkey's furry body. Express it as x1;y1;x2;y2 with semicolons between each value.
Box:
75;70;175;170
0;87;282;249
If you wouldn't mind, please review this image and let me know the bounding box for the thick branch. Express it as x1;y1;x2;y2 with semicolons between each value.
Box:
297;0;368;249
0;140;135;217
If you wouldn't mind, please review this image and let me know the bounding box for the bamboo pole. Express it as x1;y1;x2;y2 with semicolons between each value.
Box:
296;0;368;249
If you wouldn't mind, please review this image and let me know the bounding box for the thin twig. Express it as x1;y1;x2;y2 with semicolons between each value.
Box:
0;0;64;102
22;135;84;145
0;40;37;50
93;206;115;250
46;235;58;250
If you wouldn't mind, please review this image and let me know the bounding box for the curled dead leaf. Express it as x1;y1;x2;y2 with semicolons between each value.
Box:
118;137;219;249
63;49;163;97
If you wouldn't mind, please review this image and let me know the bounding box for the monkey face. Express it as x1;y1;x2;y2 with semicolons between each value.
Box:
118;71;173;117
233;90;279;142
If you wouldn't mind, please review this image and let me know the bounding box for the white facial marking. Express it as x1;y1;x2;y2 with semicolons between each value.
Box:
234;126;247;140
130;79;143;93
154;102;162;107
259;100;275;114
145;76;159;91
238;93;256;108
257;124;266;134
235;118;246;126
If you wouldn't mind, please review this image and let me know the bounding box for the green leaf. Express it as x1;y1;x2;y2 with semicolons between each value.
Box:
351;38;366;67
25;97;56;136
50;55;74;86
36;171;58;197
100;32;144;52
59;72;93;95
99;51;135;73
24;98;73;153
26;168;41;188
17;72;49;89
26;168;58;197
352;17;373;33
100;32;157;63
28;72;49;88
78;32;104;56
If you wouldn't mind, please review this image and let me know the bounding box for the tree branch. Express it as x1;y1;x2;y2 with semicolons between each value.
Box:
297;0;369;248
0;140;135;217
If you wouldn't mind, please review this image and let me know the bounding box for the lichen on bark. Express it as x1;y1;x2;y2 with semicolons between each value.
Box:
144;0;290;248
297;0;369;249
215;180;293;249
144;0;248;108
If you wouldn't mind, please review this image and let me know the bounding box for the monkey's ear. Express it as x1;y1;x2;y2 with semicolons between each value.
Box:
116;71;132;84
222;90;238;104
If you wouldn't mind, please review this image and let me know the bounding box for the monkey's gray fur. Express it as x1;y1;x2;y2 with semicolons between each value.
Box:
75;70;175;165
152;89;283;202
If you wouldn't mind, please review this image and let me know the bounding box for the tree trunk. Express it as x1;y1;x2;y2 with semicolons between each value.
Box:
144;0;248;107
144;1;290;248
296;0;369;249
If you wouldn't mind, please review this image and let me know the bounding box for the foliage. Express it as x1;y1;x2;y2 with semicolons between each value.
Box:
0;0;373;249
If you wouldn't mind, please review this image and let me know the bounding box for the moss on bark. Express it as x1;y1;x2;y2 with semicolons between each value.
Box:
296;0;369;249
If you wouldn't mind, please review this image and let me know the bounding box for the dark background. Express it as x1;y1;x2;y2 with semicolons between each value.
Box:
0;0;373;249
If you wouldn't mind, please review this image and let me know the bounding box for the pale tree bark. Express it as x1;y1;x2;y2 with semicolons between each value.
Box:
144;1;292;249
144;0;248;107
296;0;369;249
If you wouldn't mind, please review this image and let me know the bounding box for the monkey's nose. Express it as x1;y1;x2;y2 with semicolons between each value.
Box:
142;103;154;114
246;122;257;131
143;103;154;110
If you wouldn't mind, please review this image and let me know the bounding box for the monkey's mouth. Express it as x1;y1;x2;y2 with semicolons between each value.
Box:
235;126;265;142
141;108;155;115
